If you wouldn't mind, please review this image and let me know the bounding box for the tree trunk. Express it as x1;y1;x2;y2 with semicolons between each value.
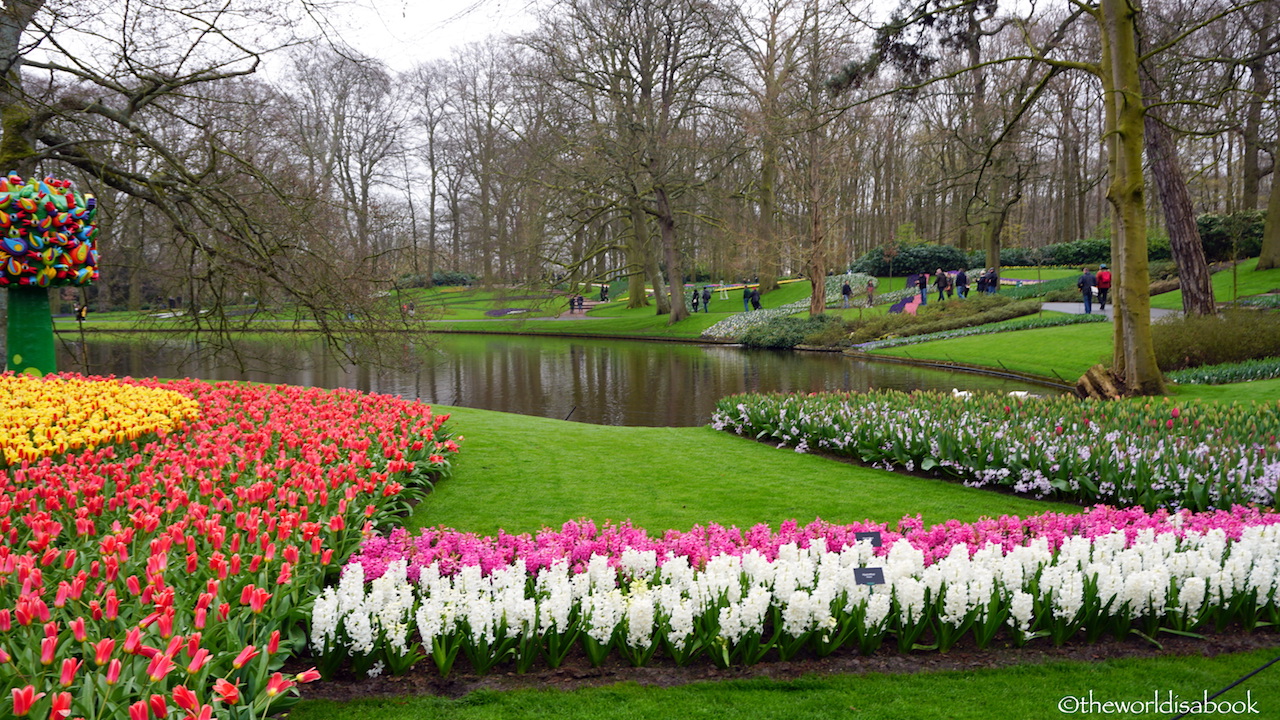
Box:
626;199;651;308
655;186;687;324
1102;0;1165;395
1260;143;1280;270
1240;2;1274;210
1141;76;1215;316
807;201;826;317
757;132;780;293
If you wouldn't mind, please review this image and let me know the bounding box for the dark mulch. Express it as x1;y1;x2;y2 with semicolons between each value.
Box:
298;629;1280;702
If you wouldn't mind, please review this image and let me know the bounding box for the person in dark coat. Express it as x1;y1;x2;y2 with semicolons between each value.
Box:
691;289;699;312
743;285;752;311
916;272;928;305
1077;266;1097;315
933;268;949;303
955;268;969;298
701;286;711;312
841;280;853;309
750;288;762;310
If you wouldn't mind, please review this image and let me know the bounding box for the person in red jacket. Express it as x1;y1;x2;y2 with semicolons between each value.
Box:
1096;263;1112;311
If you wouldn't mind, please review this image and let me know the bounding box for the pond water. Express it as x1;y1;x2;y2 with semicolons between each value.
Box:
57;333;1063;427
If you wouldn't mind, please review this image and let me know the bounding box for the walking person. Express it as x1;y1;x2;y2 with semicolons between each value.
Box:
865;279;875;307
955;268;968;298
743;285;752;312
1096;263;1112;311
933;268;949;303
701;286;711;312
916;272;928;306
1077;266;1096;315
841;279;853;309
750;287;762;310
691;289;699;313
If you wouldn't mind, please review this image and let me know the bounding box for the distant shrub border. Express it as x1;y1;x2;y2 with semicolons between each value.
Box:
711;391;1280;512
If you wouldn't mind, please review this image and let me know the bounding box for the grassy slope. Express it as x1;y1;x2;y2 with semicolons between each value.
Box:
868;319;1113;383
414;405;1080;536
1151;257;1280;309
292;647;1280;720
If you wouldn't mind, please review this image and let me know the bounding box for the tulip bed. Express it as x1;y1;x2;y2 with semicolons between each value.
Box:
711;391;1280;512
0;374;458;720
313;506;1280;677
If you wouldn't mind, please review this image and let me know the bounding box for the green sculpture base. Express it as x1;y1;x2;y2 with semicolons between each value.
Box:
6;286;56;376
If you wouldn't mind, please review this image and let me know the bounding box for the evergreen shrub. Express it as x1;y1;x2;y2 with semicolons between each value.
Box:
1153;310;1280;370
740;314;846;349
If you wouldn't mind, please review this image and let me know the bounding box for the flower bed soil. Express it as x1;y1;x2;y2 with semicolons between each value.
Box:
297;630;1280;701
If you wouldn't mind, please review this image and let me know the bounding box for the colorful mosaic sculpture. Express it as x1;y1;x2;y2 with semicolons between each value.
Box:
2;175;98;375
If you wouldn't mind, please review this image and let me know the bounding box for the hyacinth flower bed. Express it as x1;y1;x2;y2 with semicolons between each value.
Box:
312;506;1280;677
0;374;458;720
711;391;1280;512
1167;357;1280;385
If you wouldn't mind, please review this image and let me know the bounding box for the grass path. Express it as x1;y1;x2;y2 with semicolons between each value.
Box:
413;405;1081;536
293;646;1280;720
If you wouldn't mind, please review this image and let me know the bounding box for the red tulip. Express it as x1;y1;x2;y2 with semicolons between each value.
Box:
212;678;239;705
231;644;259;669
59;657;81;686
264;672;294;697
171;685;198;712
128;701;148;720
48;691;71;720
146;652;176;682
11;685;44;716
93;638;115;665
149;694;167;719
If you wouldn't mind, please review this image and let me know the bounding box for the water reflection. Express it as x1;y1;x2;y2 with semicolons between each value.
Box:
57;334;1062;427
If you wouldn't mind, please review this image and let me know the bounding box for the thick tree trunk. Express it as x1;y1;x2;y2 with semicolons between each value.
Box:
807;203;825;317
1102;0;1165;395
757;133;780;293
1142;78;1215;316
1260;148;1280;270
655;186;687;324
1240;2;1274;210
626;199;650;308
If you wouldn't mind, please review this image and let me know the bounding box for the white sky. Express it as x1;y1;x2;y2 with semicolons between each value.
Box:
325;0;538;70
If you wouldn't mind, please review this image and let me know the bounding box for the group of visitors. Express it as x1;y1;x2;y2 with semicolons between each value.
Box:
741;285;763;311
566;294;586;313
911;267;1000;305
974;268;1000;294
1077;264;1112;315
841;279;877;308
691;286;714;312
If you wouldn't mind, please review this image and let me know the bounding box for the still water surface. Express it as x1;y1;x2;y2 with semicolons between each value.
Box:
58;334;1061;427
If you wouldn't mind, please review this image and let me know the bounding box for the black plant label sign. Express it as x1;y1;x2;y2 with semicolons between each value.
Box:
854;567;885;586
855;531;883;547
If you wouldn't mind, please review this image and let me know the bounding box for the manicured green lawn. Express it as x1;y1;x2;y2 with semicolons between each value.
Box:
1151;257;1280;309
868;318;1113;383
1000;267;1079;281
412;405;1080;536
292;644;1280;720
1171;376;1280;402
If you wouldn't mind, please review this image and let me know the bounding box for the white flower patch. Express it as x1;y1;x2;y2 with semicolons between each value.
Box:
314;525;1280;674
